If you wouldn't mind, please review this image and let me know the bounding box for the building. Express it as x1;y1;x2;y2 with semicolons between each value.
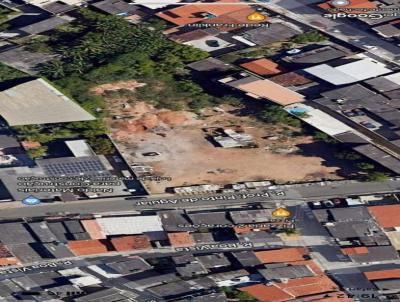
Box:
240;58;281;76
220;73;305;106
0;79;94;126
68;239;109;256
96;215;164;235
255;248;308;264
111;235;152;251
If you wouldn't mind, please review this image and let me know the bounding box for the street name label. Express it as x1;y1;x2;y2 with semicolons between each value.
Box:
136;191;285;206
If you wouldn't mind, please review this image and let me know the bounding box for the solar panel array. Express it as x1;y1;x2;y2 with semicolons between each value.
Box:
41;158;106;176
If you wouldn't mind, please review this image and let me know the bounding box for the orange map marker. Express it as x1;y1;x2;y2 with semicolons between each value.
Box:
247;11;267;22
272;207;291;218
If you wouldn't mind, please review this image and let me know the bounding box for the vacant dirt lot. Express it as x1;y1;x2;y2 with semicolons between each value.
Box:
104;99;344;194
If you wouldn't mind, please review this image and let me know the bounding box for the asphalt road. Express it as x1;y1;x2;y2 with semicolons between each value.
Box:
0;179;400;219
268;0;400;63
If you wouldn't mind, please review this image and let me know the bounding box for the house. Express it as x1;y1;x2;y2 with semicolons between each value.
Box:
269;71;314;90
240;58;281;76
96;215;164;235
168;232;195;248
220;73;305;105
111;235;152;251
373;20;400;38
304;56;392;85
341;246;399;263
156;2;245;26
91;0;143;23
8;16;74;37
196;253;231;269
68;239;109;256
255;248;308;264
284;46;348;65
368;205;400;230
0;78;94;126
239;23;300;46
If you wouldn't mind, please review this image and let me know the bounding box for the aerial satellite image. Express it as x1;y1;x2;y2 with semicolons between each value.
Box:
0;0;398;301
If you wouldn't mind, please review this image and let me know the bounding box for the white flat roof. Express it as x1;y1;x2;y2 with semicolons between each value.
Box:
304;58;392;85
65;140;95;157
335;58;392;81
0;79;94;126
384;72;400;86
304;64;358;85
285;103;355;136
96;216;163;235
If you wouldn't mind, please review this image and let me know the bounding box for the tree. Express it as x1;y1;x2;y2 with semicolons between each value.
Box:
313;131;337;144
292;31;326;44
26;146;48;159
367;171;390;182
260;105;301;127
88;137;115;155
356;162;375;171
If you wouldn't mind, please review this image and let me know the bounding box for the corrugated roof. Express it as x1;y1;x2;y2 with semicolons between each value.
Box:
368;205;400;228
240;58;281;75
255;248;308;264
111;235;152;251
68;239;109;256
0;79;94;126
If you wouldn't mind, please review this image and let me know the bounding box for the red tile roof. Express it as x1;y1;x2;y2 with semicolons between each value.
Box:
201;7;267;32
167;232;195;247
341;247;369;255
21;141;41;150
240;284;294;302
68;240;110;256
111;235;152;251
364;269;400;280
255;248;308;264
81;219;106;239
368;205;400;228
269;72;313;87
0;244;18;266
156;0;244;26
275;275;339;297
240;58;281;75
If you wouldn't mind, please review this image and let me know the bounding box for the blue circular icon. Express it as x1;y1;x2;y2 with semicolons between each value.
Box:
22;196;41;205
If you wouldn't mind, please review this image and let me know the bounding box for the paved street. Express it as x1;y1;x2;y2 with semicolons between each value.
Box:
268;0;400;63
0;179;399;219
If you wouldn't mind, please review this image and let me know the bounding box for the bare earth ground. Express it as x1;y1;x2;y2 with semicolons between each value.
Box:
99;83;343;193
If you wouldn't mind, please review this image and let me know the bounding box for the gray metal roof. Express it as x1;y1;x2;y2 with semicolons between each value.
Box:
43;242;74;259
187;57;233;72
8;244;43;263
91;0;139;15
147;280;197;298
349;246;399;263
0;223;35;244
321;84;377;101
105;258;152;274
365;77;400;92
231;251;261;267
354;144;400;174
19;16;72;35
259;264;315;280
176;263;207;277
188;212;232;225
47;222;69;242
329;207;372;222
63;220;84;234
28;222;58;243
242;23;300;45
196;253;230;269
288;46;347;64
